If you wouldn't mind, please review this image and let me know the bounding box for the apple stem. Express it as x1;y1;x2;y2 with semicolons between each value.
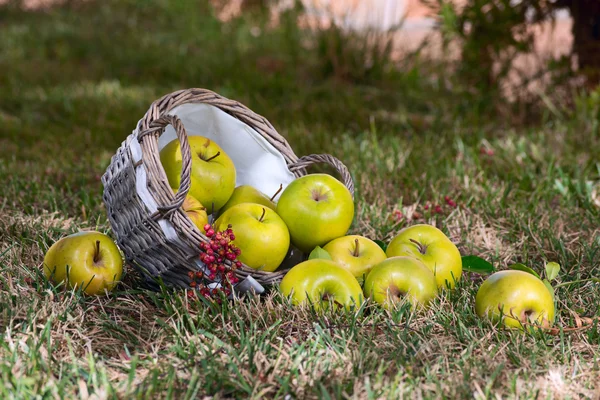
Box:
521;309;535;322
353;238;360;257
409;238;427;255
204;151;221;162
322;293;343;309
93;240;100;263
269;184;283;202
259;208;266;222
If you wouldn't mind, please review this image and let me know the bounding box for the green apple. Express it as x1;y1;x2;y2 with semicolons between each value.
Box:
364;256;438;310
386;224;462;289
182;193;208;232
160;136;236;212
214;203;290;272
323;235;386;281
475;270;555;329
276;174;354;253
218;185;277;216
43;231;123;295
279;259;363;310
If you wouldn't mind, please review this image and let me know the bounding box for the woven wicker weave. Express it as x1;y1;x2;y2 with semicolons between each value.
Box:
102;88;354;289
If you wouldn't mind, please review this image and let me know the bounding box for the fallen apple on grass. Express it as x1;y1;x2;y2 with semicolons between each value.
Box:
364;256;438;310
214;203;290;272
475;269;555;329
386;224;462;289
43;231;123;295
279;259;363;311
277;173;354;254
323;235;386;281
160;136;236;213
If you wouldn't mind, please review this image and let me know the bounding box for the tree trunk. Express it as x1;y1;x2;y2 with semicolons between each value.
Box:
570;0;600;85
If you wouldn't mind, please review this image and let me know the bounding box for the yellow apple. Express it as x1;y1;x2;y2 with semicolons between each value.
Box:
279;259;363;310
475;270;555;329
323;235;386;281
364;256;438;310
276;174;354;253
386;224;462;289
43;231;123;295
214;203;290;272
160;136;236;213
182;193;208;231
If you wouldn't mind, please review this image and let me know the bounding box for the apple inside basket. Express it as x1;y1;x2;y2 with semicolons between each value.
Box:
101;88;354;294
157;103;297;205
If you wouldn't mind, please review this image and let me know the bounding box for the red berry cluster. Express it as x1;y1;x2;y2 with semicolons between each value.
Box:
423;196;458;215
424;203;444;214
444;196;457;208
479;146;494;156
392;210;404;222
187;223;242;301
391;195;460;223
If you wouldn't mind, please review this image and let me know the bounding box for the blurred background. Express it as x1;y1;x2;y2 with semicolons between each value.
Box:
2;0;598;129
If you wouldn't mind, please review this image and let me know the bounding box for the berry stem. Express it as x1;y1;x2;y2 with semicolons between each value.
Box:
409;239;428;255
259;207;266;222
353;238;360;257
204;151;221;162
93;240;101;263
269;184;283;202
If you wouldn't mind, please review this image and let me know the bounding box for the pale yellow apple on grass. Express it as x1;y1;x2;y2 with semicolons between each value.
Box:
160;136;236;213
43;231;123;295
364;256;438;310
323;235;386;281
475;270;555;330
386;224;462;289
218;184;279;216
279;259;363;311
277;174;354;254
215;203;290;272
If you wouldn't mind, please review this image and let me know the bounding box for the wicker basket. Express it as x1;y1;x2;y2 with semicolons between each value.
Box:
102;88;354;291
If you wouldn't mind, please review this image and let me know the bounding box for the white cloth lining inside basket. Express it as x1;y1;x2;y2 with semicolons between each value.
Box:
159;103;297;201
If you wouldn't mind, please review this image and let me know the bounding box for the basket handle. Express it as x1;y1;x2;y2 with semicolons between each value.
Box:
288;154;355;197
139;115;192;215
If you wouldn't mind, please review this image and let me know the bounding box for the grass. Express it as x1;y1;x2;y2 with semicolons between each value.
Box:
1;0;600;398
